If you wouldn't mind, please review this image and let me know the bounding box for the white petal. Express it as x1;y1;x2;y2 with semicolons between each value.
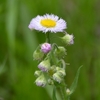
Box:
28;14;67;33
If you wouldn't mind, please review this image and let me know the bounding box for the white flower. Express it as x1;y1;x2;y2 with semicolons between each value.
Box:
28;14;67;33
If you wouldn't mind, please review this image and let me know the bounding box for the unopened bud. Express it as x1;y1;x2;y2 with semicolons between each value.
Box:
33;49;44;60
38;59;50;72
66;89;71;95
56;67;66;77
35;74;47;87
48;79;54;85
41;43;51;53
48;65;56;76
61;34;74;45
54;46;67;58
53;72;62;83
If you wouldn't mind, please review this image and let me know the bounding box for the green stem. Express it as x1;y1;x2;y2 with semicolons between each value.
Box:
60;59;66;69
46;33;50;43
60;86;67;100
52;85;57;100
64;31;68;35
68;96;70;100
60;87;65;100
52;43;59;50
50;44;58;65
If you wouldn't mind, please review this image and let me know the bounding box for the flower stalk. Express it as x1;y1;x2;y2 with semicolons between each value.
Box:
60;86;67;100
46;33;50;43
28;14;82;100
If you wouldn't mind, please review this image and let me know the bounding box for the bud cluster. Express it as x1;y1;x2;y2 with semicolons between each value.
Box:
33;33;74;87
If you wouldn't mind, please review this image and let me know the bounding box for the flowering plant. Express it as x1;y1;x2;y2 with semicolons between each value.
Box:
28;14;82;100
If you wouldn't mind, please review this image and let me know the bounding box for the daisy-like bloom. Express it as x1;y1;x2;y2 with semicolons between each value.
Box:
28;14;67;33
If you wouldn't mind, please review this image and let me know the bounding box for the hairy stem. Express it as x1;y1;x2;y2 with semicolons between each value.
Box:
60;86;67;100
46;33;50;43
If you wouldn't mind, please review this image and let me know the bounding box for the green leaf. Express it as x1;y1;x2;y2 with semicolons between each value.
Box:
69;65;83;95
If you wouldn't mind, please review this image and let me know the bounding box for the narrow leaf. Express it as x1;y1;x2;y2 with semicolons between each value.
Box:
70;65;83;94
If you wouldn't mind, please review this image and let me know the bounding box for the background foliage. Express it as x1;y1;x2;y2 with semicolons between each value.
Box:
0;0;100;100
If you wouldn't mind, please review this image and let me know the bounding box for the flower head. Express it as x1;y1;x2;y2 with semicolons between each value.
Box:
28;14;67;33
61;34;74;45
66;88;71;95
56;67;66;77
35;74;47;87
48;79;54;85
41;43;51;53
33;49;44;60
54;46;67;58
38;59;50;72
53;72;62;83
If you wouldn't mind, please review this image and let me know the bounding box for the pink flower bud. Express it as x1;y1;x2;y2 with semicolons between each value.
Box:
41;43;51;53
38;59;50;72
35;74;47;87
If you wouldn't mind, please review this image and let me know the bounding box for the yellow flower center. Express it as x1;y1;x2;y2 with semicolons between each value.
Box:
40;19;56;28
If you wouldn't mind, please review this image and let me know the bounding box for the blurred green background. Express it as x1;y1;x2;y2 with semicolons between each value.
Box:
0;0;100;100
